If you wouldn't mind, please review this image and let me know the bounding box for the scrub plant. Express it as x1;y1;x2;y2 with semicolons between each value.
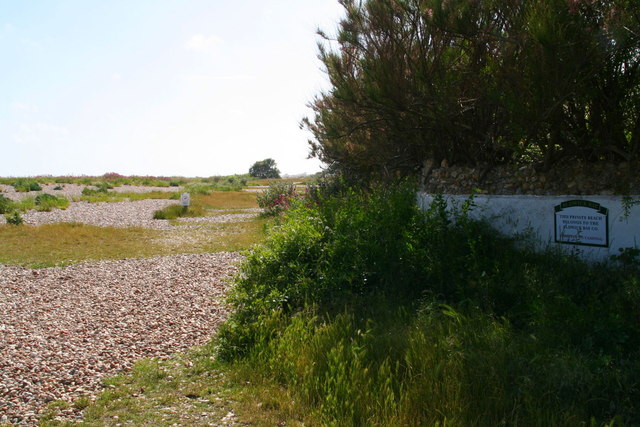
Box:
34;193;69;211
216;182;640;425
256;181;302;216
11;179;42;192
0;195;12;214
5;211;24;225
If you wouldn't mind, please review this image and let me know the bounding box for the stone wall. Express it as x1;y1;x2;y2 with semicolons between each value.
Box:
421;159;640;196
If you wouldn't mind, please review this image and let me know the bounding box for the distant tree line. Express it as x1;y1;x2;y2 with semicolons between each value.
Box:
303;0;640;181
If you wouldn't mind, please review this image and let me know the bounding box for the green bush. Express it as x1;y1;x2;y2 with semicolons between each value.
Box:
256;181;301;216
34;193;69;211
5;211;24;225
82;184;110;196
12;179;42;192
217;182;640;424
153;204;187;220
152;204;206;220
0;195;13;214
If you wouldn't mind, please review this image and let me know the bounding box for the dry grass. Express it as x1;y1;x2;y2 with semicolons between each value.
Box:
246;177;313;186
193;191;258;209
0;220;267;268
0;224;163;267
51;343;313;427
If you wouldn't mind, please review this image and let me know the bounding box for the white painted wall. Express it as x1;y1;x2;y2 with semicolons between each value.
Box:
417;193;640;262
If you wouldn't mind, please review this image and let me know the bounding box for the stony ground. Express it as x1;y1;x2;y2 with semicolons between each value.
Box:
0;189;262;425
0;252;243;425
0;184;180;201
0;199;260;228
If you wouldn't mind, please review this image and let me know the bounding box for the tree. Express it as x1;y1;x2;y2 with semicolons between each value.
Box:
303;0;640;181
249;158;281;179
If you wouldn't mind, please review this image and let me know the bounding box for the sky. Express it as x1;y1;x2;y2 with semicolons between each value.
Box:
0;0;344;177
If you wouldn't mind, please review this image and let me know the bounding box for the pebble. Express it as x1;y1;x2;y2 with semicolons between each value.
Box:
0;252;243;425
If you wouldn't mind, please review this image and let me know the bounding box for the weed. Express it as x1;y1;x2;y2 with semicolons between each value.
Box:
34;193;69;211
0;194;12;214
216;182;640;424
11;178;42;192
5;211;23;225
256;181;304;216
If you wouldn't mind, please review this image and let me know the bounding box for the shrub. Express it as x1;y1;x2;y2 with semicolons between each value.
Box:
256;181;301;216
12;179;42;192
152;204;206;220
0;195;13;214
34;193;69;211
5;211;23;225
217;182;640;423
153;204;186;220
81;184;110;196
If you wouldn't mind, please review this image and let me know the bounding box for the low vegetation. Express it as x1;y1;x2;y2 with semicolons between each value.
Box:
210;182;639;425
34;194;69;211
256;181;301;216
10;178;42;192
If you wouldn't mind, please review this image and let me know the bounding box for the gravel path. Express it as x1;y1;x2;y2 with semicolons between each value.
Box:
0;184;181;201
0;199;178;229
0;252;243;425
0;201;260;229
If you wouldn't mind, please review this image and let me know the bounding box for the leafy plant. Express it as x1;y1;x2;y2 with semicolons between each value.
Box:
12;179;42;192
0;194;13;214
34;193;69;211
152;204;206;220
217;182;640;423
256;181;302;216
5;211;24;225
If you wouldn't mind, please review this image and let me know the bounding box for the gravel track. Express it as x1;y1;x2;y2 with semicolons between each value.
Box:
0;201;260;228
0;199;178;229
0;252;243;425
0;184;181;201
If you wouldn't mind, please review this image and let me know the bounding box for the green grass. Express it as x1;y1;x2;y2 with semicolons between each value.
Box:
211;184;640;425
34;193;70;211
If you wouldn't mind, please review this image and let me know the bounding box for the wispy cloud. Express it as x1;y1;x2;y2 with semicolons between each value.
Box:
184;34;223;52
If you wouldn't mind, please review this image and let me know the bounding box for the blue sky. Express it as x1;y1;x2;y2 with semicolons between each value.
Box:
0;0;344;177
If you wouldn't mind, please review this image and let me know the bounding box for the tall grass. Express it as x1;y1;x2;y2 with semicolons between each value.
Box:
216;183;640;425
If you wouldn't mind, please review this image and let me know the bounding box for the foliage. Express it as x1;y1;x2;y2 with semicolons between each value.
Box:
0;195;12;214
255;181;302;216
34;193;69;211
249;158;281;179
5;211;24;225
152;204;206;220
304;0;640;180
82;184;110;196
11;178;42;192
216;183;640;424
